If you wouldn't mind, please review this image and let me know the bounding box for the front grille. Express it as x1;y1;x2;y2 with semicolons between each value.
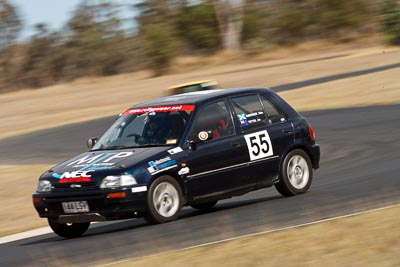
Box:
52;182;98;192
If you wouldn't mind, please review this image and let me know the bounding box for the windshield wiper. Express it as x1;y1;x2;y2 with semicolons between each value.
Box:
92;146;135;151
133;144;169;148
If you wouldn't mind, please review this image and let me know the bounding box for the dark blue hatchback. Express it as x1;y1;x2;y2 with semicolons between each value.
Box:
33;88;320;238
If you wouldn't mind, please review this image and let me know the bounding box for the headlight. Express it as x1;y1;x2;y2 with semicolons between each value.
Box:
36;180;52;192
100;174;137;188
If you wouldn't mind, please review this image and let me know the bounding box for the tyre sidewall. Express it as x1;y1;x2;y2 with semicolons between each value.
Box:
146;175;183;224
279;149;313;195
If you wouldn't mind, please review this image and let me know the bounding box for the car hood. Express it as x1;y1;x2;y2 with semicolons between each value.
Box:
43;147;172;181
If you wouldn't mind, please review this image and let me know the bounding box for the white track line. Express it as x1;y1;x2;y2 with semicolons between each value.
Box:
0;222;100;245
180;203;400;251
96;203;400;267
0;226;52;245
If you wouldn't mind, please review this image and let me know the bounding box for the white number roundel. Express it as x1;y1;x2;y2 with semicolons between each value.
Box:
244;130;274;161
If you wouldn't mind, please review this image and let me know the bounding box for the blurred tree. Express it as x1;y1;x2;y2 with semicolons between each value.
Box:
135;0;184;29
17;23;67;88
273;5;310;42
242;12;265;43
140;23;177;75
0;0;22;91
65;0;126;77
381;0;400;44
0;0;21;50
176;4;220;52
212;0;245;51
312;0;372;37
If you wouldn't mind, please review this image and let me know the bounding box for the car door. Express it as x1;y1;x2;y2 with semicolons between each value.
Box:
229;94;294;185
184;99;250;199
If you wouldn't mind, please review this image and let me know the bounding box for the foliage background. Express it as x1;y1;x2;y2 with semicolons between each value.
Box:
0;0;399;92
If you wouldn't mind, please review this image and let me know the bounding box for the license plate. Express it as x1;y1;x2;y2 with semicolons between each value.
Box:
62;201;89;213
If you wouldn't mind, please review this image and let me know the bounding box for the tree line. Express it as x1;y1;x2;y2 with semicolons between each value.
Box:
0;0;399;92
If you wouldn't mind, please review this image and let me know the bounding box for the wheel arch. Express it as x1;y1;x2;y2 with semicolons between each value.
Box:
279;144;314;172
150;171;187;203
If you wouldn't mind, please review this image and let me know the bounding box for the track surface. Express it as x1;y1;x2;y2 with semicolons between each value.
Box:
1;104;399;266
2;61;400;165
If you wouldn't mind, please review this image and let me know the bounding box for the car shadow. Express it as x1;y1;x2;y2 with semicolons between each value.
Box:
179;194;283;219
20;194;283;245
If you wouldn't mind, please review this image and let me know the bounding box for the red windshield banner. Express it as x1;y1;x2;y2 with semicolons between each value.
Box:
123;105;195;115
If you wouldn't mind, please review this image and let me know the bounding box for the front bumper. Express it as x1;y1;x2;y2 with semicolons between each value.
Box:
33;186;147;223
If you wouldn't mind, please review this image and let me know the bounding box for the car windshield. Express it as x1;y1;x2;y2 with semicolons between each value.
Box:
92;105;194;150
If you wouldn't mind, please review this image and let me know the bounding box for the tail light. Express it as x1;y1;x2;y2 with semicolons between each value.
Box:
308;124;316;140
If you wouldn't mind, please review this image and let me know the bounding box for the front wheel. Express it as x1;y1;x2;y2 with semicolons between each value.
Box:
48;218;90;238
275;149;313;197
145;175;183;224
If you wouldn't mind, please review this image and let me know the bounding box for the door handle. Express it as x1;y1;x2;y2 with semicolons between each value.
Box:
230;142;241;147
283;128;293;135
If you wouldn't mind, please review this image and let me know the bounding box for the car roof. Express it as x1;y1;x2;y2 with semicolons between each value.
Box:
133;88;275;108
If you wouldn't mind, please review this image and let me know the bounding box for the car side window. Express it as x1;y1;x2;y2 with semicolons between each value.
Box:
231;94;268;131
192;100;234;140
260;96;286;124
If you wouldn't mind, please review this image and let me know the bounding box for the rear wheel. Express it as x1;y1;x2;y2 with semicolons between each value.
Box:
275;149;313;197
145;176;183;224
48;218;90;238
191;201;218;210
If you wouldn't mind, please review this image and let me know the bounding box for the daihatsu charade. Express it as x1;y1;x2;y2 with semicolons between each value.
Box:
33;88;320;238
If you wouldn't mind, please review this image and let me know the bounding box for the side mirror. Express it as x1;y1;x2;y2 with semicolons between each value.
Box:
87;137;98;149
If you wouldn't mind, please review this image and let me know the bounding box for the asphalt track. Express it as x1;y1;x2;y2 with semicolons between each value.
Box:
1;61;400;165
1;103;399;266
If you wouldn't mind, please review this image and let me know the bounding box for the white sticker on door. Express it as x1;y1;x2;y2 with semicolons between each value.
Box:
244;130;274;161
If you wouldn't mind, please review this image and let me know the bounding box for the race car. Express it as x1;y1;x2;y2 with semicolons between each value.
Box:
33;88;320;238
166;80;218;95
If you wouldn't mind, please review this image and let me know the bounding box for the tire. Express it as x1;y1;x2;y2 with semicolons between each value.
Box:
275;149;313;197
145;175;183;224
48;218;90;238
191;201;218;210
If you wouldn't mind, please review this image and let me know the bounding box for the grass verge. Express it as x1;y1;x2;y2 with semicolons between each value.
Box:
109;205;400;267
0;165;52;236
1;45;400;141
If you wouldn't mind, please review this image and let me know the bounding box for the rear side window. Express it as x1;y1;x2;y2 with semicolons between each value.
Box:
231;94;268;131
260;96;286;124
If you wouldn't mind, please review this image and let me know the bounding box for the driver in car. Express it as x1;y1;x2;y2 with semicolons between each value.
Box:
143;115;168;144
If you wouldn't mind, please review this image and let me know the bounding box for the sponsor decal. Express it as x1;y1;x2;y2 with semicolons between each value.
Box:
168;147;183;155
123;105;195;115
52;170;93;183
240;119;249;126
166;139;177;145
244;130;274;161
67;152;133;170
238;112;264;125
178;167;190;175
248;118;261;124
246;111;264;117
237;113;246;121
147;156;177;175
237;113;249;126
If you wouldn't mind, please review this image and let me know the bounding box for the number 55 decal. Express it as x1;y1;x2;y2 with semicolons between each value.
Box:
244;130;274;161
